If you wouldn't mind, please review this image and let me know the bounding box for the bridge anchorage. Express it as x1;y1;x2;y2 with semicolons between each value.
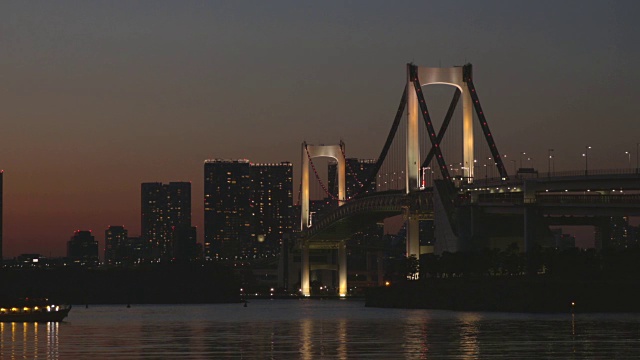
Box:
298;64;509;296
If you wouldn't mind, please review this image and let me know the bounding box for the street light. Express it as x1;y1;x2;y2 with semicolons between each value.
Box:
548;149;554;177
583;145;591;175
473;159;477;182
484;164;488;185
520;152;526;169
501;154;507;178
625;151;631;170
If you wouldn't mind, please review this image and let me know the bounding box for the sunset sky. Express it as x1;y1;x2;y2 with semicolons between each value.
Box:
1;1;639;257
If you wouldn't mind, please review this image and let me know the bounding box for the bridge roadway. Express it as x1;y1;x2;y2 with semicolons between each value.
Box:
466;170;640;216
303;170;640;244
298;172;640;296
302;190;434;242
467;169;640;192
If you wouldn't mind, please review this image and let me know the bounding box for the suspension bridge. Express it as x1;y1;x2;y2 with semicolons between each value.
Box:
297;63;640;297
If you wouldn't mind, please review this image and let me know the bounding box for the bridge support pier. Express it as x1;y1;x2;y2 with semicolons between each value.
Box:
338;240;347;297
406;218;420;260
300;241;348;297
301;242;310;296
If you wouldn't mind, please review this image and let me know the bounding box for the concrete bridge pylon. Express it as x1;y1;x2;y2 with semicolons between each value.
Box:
406;64;474;261
300;142;347;297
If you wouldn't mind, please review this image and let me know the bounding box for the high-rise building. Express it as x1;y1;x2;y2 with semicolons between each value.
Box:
251;162;293;257
141;182;191;261
599;216;639;250
329;158;377;200
124;236;150;264
204;160;294;260
104;225;128;265
204;160;252;260
171;224;198;261
67;230;99;265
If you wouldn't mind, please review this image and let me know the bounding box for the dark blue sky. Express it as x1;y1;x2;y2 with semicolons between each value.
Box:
1;1;639;256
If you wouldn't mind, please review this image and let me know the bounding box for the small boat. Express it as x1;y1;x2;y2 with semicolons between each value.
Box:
0;299;71;322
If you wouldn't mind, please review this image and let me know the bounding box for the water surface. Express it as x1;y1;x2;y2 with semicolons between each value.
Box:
2;299;640;359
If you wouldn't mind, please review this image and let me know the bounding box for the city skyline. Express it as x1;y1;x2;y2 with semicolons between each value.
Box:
1;1;640;257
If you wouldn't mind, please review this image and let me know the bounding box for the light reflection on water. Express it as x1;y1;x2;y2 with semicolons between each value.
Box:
2;300;640;358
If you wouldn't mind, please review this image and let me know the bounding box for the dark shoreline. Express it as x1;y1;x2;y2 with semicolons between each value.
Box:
0;264;240;305
365;277;640;313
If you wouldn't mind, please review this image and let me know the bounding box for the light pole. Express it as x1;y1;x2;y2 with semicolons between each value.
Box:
548;149;554;177
520;152;526;169
625;151;631;170
583;145;591;176
484;164;488;185
473;159;477;182
501;154;507;180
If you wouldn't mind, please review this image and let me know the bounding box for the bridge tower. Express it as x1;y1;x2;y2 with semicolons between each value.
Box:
405;65;474;260
300;142;347;297
405;63;509;260
407;65;474;190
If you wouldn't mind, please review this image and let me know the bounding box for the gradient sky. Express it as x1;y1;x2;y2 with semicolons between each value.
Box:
1;1;639;257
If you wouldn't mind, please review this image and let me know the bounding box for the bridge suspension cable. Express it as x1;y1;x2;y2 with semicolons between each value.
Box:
352;87;407;197
339;146;366;200
305;63;510;202
304;143;339;201
463;64;509;180
422;88;461;170
410;64;452;182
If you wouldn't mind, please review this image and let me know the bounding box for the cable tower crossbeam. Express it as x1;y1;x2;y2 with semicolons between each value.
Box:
305;143;339;201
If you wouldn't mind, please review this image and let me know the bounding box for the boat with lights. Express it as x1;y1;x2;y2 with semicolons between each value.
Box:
0;299;71;322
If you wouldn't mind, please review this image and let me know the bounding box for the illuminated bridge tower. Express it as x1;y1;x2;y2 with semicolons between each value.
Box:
405;65;473;260
300;142;346;297
405;63;508;260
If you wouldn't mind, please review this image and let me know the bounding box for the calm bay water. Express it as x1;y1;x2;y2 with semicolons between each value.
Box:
2;299;640;359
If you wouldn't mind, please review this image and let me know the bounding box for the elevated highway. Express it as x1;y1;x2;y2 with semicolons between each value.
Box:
302;190;434;242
